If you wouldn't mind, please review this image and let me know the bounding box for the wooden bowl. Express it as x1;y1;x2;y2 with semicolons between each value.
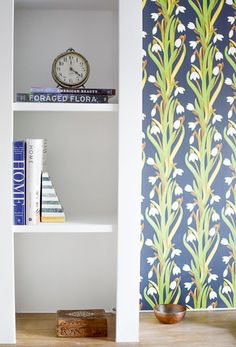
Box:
154;304;186;324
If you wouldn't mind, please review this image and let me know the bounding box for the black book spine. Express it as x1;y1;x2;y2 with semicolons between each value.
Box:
16;93;108;103
30;87;116;96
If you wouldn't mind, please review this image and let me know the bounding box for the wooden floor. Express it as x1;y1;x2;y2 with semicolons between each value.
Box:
3;310;236;347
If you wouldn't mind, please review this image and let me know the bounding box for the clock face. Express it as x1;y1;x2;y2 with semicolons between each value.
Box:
52;49;89;88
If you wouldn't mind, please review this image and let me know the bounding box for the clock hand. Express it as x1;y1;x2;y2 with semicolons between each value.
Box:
70;66;82;77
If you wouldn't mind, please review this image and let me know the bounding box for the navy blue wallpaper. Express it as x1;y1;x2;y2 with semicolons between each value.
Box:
141;0;235;309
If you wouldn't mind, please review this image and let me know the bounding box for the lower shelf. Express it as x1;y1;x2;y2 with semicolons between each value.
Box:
13;218;116;233
16;313;116;344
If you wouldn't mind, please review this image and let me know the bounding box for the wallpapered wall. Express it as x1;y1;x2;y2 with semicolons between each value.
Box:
141;0;235;310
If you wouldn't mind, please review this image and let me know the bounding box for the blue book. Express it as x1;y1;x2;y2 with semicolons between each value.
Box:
13;141;25;225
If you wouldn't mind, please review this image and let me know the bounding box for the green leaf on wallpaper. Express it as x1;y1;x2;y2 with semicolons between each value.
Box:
206;78;215;107
200;286;210;308
172;45;186;85
203;0;209;17
169;25;177;56
229;234;235;249
183;234;198;263
147;126;163;161
190;259;198;276
187;72;202;103
225;46;236;72
208;154;222;188
185;153;201;180
207;128;215;158
194;99;201;117
232;73;236;85
192;180;201;201
208;0;216;17
219;286;233;308
145;207;160;234
170;127;185;160
173;286;181;304
195;17;204;38
210;73;224;108
231;154;236;169
148;43;165;78
223;212;236;236
164;260;171;288
206;234;220;267
224;127;236;154
164;15;174;48
163;97;175;130
149;280;160;295
188;0;204;26
203;235;215;262
205;154;216;180
211;0;224;27
169;209;183;243
142;68;147;90
143;287;156;308
147;51;164;90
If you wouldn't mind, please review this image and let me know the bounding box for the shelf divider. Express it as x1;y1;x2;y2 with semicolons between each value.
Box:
13;221;115;233
13;102;119;112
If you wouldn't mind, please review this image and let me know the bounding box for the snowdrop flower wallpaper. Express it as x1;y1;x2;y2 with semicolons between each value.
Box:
141;0;235;309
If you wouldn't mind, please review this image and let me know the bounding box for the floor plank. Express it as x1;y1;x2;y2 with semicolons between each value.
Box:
2;310;236;346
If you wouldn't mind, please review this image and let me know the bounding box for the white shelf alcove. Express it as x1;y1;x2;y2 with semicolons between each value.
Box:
0;0;141;343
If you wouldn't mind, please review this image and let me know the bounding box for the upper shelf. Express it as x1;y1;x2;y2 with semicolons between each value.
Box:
14;0;118;11
13;102;119;112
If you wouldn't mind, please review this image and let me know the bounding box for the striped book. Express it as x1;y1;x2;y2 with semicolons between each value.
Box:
41;172;65;223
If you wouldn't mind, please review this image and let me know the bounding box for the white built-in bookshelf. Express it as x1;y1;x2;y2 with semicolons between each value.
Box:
0;0;141;343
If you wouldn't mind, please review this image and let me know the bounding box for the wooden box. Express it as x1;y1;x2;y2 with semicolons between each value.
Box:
56;309;107;337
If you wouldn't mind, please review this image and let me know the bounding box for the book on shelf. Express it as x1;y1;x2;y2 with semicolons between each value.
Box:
13;138;65;226
13;140;25;225
16;93;109;103
31;87;116;96
26;139;46;225
41;172;65;223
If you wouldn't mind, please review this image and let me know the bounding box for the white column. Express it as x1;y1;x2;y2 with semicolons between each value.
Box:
116;0;142;342
0;0;16;343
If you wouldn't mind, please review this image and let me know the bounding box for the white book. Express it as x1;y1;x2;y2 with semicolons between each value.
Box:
26;139;46;225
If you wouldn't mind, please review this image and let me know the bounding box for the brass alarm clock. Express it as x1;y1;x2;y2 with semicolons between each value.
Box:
52;48;90;88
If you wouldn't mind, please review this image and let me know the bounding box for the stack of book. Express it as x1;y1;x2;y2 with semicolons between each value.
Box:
16;87;116;104
13;139;65;225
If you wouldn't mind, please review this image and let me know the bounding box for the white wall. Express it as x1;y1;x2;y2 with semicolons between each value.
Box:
15;232;117;312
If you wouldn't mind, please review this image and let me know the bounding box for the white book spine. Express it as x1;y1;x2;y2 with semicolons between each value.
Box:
26;139;45;225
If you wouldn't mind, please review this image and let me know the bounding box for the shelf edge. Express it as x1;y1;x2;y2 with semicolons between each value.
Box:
13;102;119;112
13;222;115;233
